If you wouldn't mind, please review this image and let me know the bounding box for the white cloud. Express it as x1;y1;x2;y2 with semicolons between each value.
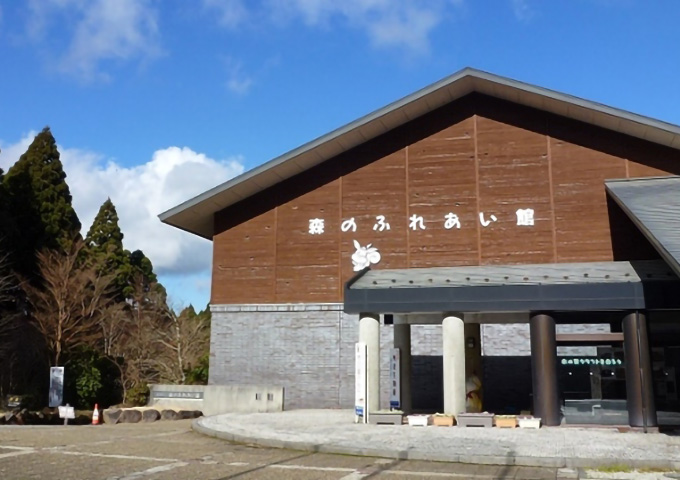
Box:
0;134;245;283
26;0;162;81
233;0;464;55
290;0;456;55
0;134;34;169
366;6;439;53
203;0;249;28
222;56;254;95
511;0;534;22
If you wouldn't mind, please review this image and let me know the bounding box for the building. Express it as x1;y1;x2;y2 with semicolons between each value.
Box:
160;68;680;428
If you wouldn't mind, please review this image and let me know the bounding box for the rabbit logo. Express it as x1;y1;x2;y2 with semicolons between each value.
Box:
351;240;381;271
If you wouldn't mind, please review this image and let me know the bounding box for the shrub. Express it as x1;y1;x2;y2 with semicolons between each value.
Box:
125;383;149;406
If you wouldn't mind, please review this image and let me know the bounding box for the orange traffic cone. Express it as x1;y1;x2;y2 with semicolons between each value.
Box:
92;404;100;425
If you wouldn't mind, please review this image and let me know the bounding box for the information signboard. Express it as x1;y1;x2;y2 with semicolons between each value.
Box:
49;366;64;408
389;348;400;410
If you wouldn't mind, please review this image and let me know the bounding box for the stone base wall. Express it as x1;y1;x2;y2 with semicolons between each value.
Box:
210;304;444;410
481;323;611;357
211;304;342;409
210;305;612;411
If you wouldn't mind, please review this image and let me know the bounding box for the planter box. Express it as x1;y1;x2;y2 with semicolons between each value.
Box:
432;415;455;427
457;412;494;428
407;415;431;427
518;416;541;429
369;412;403;425
495;415;517;428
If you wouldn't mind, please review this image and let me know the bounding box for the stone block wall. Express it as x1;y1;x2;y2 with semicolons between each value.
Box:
210;304;402;409
211;306;613;411
481;323;611;357
211;304;342;409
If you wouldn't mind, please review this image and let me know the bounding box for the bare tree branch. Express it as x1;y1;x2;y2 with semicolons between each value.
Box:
21;240;117;366
108;277;209;404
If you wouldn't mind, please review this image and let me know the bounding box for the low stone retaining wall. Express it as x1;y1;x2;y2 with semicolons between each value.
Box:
0;407;202;426
0;409;94;425
102;407;202;424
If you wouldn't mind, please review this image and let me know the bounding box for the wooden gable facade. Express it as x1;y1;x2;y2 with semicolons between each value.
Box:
211;93;680;306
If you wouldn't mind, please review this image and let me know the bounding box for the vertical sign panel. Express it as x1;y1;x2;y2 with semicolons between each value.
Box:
49;366;64;408
390;348;401;410
355;342;367;423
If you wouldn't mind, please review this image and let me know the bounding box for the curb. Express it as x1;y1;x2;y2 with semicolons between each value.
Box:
191;418;679;471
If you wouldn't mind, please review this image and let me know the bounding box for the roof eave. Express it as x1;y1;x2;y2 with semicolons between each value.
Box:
160;67;680;239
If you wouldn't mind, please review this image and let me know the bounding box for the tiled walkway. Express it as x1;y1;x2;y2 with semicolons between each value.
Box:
195;410;680;470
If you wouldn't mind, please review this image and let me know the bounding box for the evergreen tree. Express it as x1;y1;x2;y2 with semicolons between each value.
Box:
0;168;17;253
4;127;81;277
85;199;132;300
129;249;166;299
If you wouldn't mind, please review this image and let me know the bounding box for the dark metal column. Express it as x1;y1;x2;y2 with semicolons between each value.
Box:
622;311;657;429
530;313;560;426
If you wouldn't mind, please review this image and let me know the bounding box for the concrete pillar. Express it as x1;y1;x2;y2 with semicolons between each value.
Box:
530;313;560;426
393;323;412;414
442;314;466;416
623;311;657;429
359;313;380;414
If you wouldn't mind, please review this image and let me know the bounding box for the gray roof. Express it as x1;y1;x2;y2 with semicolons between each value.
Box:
344;260;679;314
348;260;676;290
606;176;680;277
160;67;680;240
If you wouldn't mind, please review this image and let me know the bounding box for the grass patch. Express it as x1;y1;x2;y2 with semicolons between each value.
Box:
639;466;680;473
595;464;633;473
594;465;680;474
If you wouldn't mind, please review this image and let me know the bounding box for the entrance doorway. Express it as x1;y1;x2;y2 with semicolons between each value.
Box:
558;345;627;425
648;312;680;427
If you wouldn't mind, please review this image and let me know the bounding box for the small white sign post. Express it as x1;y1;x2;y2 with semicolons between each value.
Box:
389;348;401;410
355;342;367;424
58;405;75;426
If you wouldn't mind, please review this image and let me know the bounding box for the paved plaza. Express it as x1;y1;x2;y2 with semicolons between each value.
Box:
0;419;568;480
196;410;680;471
1;414;679;479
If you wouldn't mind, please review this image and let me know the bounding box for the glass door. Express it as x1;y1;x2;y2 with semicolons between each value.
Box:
558;345;628;425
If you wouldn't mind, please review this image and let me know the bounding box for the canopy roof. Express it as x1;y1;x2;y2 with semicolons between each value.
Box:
159;67;680;240
344;260;680;314
606;176;680;278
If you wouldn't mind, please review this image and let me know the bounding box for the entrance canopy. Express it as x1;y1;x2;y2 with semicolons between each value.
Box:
606;176;680;278
344;260;680;314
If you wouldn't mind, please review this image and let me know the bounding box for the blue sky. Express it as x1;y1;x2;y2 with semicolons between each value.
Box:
1;0;680;309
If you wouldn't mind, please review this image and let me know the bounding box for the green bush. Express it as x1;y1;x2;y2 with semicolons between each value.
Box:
63;347;122;409
184;353;209;385
126;383;149;406
74;362;102;407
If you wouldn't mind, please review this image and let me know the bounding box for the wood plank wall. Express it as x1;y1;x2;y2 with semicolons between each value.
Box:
212;95;680;305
